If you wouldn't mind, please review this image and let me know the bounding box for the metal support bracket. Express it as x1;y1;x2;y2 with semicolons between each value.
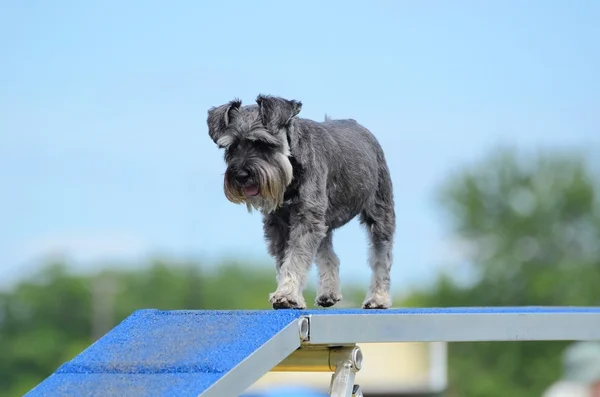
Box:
327;346;363;397
271;317;363;397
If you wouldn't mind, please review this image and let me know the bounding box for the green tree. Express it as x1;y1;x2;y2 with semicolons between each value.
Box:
0;262;93;396
410;148;600;397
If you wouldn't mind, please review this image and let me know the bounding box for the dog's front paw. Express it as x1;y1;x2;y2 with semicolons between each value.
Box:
362;293;392;309
315;292;342;308
269;292;307;310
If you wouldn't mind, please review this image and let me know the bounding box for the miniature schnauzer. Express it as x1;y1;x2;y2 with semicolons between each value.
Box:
207;95;395;309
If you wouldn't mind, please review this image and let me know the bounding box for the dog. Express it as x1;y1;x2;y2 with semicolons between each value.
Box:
207;95;395;309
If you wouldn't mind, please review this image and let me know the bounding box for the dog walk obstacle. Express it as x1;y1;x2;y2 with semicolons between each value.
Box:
26;307;600;397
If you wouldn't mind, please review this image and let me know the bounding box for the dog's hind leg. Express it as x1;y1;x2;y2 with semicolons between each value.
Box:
359;163;395;309
314;230;343;307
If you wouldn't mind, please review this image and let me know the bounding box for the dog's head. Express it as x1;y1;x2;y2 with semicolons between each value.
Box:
207;95;302;213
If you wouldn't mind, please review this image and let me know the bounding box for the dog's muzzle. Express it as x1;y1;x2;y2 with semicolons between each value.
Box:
228;166;260;197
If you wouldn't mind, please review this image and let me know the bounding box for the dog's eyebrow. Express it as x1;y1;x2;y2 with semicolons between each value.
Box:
216;134;237;148
247;128;280;146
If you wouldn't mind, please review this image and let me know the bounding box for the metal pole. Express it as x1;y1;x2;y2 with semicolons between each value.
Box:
328;346;362;397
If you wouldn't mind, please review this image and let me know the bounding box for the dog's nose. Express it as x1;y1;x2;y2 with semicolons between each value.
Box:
235;168;250;183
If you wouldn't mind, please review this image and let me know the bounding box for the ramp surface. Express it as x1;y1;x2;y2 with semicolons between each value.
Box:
26;307;600;397
25;309;306;397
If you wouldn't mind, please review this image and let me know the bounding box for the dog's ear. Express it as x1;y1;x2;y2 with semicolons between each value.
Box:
256;95;302;131
207;99;242;144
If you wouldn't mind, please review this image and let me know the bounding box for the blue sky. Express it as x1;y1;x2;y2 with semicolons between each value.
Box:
1;1;599;294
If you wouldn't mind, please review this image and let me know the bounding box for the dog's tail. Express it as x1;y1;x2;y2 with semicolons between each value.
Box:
324;113;332;122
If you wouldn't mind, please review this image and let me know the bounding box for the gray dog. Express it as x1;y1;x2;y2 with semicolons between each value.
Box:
207;95;395;309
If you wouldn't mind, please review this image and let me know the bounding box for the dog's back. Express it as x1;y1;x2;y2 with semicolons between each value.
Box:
294;117;390;230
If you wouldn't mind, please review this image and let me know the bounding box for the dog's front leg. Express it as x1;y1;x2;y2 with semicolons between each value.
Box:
263;214;289;278
269;209;327;310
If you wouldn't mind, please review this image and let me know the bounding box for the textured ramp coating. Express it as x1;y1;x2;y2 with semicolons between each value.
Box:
24;373;222;396
25;309;305;397
57;309;303;374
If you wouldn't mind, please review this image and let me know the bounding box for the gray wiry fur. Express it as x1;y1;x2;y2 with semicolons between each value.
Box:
207;95;396;309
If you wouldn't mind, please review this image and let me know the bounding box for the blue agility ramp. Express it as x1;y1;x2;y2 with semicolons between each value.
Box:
26;307;600;397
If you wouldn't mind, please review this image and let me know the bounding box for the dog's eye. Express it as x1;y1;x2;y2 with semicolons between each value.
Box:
226;142;238;151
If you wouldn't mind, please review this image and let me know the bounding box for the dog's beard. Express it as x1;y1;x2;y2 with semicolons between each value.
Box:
224;153;293;214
